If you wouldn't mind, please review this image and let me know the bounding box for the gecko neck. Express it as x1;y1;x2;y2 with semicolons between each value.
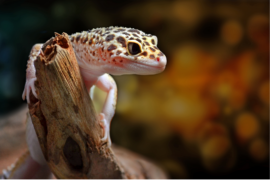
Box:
74;53;104;91
69;30;112;77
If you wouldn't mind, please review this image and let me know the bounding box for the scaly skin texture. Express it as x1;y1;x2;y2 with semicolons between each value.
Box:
11;26;167;179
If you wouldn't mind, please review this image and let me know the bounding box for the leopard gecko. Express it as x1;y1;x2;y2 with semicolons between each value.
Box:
2;26;167;179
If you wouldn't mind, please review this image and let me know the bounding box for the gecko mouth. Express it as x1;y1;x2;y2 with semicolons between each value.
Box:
126;56;166;70
134;61;165;69
123;58;166;74
110;54;166;74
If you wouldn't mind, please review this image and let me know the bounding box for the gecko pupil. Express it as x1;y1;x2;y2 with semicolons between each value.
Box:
128;42;141;55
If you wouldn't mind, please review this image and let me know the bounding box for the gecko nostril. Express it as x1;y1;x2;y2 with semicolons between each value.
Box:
158;55;167;67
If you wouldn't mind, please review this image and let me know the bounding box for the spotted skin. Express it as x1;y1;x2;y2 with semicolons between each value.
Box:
69;26;166;72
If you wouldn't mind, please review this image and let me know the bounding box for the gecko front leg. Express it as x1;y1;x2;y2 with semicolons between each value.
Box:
94;73;117;147
22;44;43;103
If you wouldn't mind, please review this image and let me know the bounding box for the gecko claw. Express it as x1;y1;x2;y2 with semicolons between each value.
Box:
29;78;38;98
99;113;111;147
22;77;38;104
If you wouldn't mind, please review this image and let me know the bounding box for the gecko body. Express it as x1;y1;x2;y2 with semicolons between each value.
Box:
4;26;166;178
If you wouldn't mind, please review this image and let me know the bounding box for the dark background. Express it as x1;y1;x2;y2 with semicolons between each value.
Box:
0;0;269;178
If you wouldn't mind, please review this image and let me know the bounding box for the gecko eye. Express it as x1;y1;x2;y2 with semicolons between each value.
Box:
128;42;141;55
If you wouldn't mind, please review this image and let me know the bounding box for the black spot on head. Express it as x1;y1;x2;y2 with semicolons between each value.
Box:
142;37;146;40
96;36;99;40
105;34;115;42
149;47;156;52
89;38;93;45
145;42;150;46
116;36;126;47
76;35;81;42
116;50;122;55
102;32;110;36
82;36;89;44
141;52;148;56
153;46;158;50
133;34;139;38
107;44;117;51
158;52;164;56
151;39;155;45
114;28;126;33
124;52;129;56
150;54;155;59
128;29;140;34
123;32;130;36
135;38;142;43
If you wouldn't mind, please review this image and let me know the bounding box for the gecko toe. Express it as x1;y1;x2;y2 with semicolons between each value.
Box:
26;86;30;104
99;113;111;146
22;88;26;100
30;79;37;98
101;132;108;141
22;78;38;104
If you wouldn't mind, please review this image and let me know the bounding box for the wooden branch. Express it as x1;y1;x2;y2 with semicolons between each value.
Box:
28;32;167;179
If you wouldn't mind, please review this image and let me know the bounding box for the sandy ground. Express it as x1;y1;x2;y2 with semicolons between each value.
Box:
0;105;28;173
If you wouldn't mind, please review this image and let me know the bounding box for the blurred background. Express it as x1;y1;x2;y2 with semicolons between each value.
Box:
0;0;269;178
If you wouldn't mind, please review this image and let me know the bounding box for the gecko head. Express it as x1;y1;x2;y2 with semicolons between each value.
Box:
102;27;167;75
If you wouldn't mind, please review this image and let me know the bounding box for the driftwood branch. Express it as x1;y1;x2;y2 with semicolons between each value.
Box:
28;32;167;179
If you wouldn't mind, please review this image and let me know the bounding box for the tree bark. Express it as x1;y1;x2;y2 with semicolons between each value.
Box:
27;32;167;179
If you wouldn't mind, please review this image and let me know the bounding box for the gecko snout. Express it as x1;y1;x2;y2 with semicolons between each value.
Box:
157;55;167;70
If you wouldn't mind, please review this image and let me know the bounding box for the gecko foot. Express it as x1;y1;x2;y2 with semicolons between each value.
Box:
99;113;111;147
22;77;37;104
